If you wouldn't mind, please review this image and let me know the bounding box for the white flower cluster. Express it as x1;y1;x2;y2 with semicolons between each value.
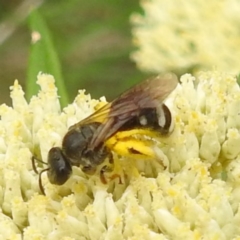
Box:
0;71;240;239
131;0;240;74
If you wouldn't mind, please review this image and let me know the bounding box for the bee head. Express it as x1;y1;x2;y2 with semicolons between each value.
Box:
47;147;72;185
37;147;72;195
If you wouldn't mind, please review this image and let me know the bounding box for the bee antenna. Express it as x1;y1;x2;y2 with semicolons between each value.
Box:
38;168;49;195
31;156;48;174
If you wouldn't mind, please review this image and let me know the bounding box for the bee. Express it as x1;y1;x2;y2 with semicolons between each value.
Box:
35;73;178;194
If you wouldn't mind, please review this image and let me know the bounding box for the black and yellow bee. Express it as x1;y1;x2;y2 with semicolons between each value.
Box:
35;73;178;194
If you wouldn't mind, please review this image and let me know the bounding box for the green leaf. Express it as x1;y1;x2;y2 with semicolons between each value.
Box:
27;9;69;107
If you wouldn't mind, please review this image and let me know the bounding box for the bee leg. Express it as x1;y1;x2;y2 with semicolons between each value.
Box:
109;153;114;164
100;165;123;184
99;152;114;183
100;165;113;184
109;154;124;184
109;174;123;184
38;168;49;195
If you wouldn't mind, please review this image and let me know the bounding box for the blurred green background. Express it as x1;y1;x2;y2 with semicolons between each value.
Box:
0;0;147;106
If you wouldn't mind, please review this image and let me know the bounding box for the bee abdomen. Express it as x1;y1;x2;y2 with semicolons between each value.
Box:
119;105;173;135
139;105;173;134
156;103;173;134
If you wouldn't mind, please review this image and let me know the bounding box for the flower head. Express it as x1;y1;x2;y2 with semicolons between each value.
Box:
131;0;240;74
1;71;240;239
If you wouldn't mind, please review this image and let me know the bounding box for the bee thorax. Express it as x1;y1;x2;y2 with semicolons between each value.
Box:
62;123;101;166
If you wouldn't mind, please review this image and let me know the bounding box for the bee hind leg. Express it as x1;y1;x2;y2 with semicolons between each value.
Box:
100;166;123;184
100;165;113;184
109;173;123;184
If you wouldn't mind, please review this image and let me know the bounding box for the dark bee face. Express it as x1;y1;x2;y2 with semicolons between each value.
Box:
47;147;72;185
37;147;72;195
37;73;178;194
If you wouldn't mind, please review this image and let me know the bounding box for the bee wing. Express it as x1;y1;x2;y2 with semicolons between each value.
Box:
87;73;178;149
69;73;178;148
70;101;112;127
109;73;178;116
